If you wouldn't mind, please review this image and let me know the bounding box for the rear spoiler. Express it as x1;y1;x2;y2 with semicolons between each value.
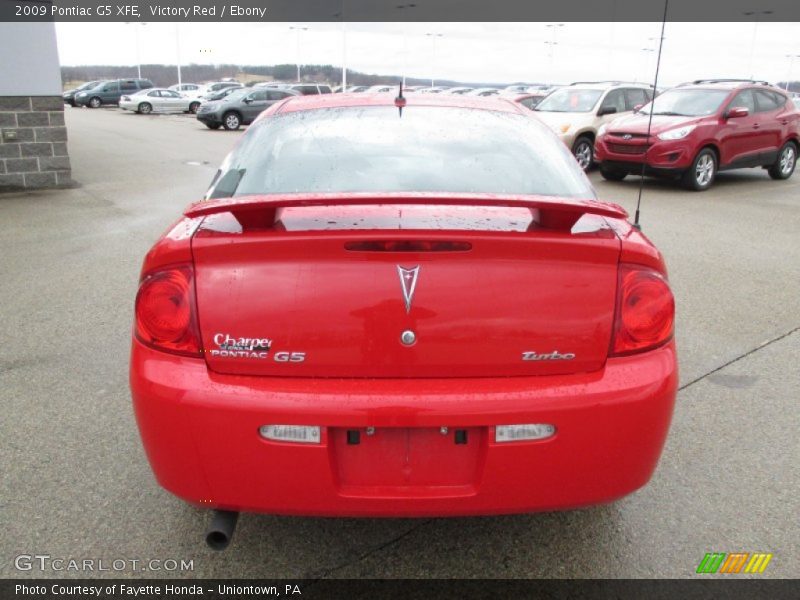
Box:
184;193;627;231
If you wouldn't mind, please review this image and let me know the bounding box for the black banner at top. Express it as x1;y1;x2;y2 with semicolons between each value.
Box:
3;0;800;22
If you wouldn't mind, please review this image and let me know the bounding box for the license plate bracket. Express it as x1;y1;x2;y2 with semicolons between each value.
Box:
331;427;485;492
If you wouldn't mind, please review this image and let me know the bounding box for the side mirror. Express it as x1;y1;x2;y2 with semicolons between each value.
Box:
633;104;644;113
598;106;618;116
243;97;253;104
725;106;749;119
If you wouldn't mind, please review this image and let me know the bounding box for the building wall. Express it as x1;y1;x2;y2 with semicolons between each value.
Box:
0;22;72;191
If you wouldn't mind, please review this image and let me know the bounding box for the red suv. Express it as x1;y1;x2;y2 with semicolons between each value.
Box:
594;80;799;190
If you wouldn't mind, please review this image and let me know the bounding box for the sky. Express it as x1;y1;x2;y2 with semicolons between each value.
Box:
55;22;800;87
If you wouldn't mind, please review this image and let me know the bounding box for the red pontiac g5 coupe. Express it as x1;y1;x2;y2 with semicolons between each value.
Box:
130;92;678;549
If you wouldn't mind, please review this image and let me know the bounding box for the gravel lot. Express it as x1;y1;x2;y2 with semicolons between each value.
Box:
1;106;798;579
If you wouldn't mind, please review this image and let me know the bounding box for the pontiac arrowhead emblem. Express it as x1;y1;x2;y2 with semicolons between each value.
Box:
623;134;633;140
397;265;420;314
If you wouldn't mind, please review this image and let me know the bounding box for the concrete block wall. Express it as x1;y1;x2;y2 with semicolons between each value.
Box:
0;96;73;191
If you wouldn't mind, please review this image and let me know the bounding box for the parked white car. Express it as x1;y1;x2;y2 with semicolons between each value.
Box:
169;83;204;98
365;85;395;93
120;88;196;114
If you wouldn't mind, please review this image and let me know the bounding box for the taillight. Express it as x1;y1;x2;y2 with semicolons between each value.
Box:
610;264;674;356
134;264;202;357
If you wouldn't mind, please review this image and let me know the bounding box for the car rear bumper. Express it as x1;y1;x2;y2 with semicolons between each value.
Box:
130;339;678;517
595;136;694;170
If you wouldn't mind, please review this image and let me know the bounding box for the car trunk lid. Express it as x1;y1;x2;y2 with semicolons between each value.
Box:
189;195;623;378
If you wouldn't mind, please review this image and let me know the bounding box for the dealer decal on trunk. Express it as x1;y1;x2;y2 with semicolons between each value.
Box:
211;333;273;359
210;333;306;362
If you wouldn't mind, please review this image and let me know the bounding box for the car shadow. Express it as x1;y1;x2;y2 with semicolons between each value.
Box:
599;169;774;192
167;499;627;578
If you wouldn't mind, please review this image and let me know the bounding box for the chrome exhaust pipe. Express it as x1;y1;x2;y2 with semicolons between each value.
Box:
205;510;239;551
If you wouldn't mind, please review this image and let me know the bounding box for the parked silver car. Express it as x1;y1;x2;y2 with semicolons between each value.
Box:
169;83;204;100
120;88;196;114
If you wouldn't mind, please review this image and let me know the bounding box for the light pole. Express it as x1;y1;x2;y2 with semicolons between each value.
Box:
545;23;564;83
785;54;800;91
639;35;666;85
289;26;309;82
402;29;409;88
175;24;182;87
341;21;347;90
743;10;774;79
639;48;655;83
125;22;147;79
425;32;443;87
395;4;416;88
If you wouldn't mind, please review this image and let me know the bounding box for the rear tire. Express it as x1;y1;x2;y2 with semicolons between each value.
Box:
768;142;797;180
138;102;152;114
681;148;717;191
599;164;628;181
572;136;594;171
88;97;102;108
189;102;200;114
205;123;222;130
222;112;241;130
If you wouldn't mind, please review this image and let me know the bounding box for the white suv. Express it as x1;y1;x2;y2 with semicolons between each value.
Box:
534;81;656;170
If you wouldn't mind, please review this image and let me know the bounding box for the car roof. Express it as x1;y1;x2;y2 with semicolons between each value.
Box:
271;92;524;115
673;81;785;94
566;81;652;90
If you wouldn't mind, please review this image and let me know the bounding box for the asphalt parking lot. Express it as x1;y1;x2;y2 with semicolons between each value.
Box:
1;106;798;579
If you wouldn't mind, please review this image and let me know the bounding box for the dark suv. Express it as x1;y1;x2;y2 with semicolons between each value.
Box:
595;79;800;190
196;87;299;130
74;79;154;108
286;83;332;95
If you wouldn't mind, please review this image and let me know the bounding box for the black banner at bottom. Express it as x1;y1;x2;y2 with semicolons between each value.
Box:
3;579;800;600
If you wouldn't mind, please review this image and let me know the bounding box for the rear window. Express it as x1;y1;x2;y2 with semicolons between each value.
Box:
293;85;319;95
754;90;784;112
206;106;594;199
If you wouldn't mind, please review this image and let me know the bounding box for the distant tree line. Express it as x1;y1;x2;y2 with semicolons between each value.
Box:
60;63;507;89
64;64;798;92
63;63;241;86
